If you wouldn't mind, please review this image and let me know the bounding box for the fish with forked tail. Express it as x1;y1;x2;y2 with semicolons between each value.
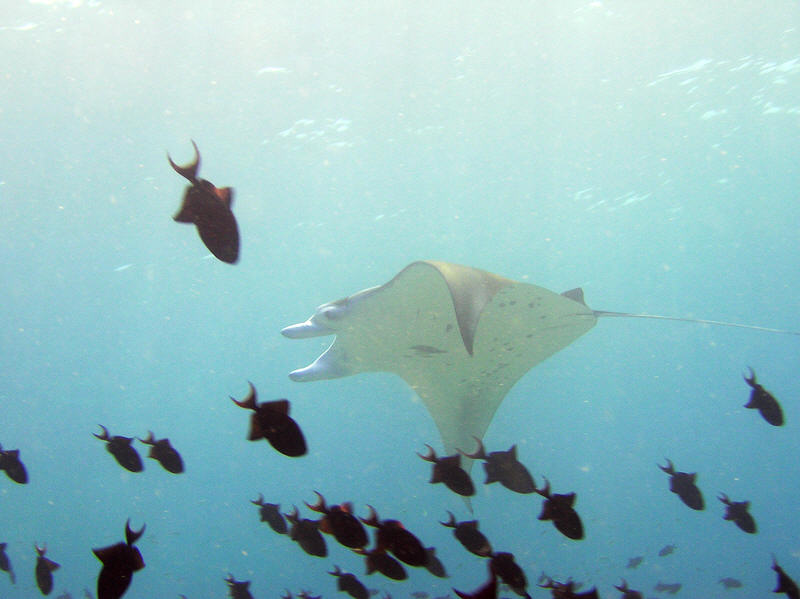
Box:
168;140;239;264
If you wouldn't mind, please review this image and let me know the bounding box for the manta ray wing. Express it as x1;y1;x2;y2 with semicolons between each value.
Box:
282;261;597;458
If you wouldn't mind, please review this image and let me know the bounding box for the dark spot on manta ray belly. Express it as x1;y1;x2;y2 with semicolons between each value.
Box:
409;345;447;355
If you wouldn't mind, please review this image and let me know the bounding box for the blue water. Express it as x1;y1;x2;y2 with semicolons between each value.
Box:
1;1;799;598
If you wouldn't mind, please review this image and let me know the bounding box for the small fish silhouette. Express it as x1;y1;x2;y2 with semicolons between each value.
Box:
251;494;288;534
94;426;143;473
718;577;742;589
658;544;676;557
423;547;448;579
92;520;145;599
613;579;643;599
0;443;28;484
743;367;784;426
538;576;599;598
489;552;529;598
354;546;407;581
459;437;535;494
138;432;184;473
718;493;757;533
329;565;369;599
653;581;682;594
772;556;800;599
536;477;584;540
305;492;367;549
285;507;327;557
360;506;428;567
625;556;643;569
225;574;254;599
34;544;60;596
658;459;704;510
418;445;474;497
0;542;15;583
231;382;307;457
440;511;492;557
168;140;239;264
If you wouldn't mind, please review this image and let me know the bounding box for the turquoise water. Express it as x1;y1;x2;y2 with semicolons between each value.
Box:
1;1;799;597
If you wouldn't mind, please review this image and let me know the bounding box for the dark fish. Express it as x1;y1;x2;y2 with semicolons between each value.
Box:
92;520;145;599
94;426;143;473
718;577;742;589
329;566;369;599
35;544;60;596
417;445;474;497
360;506;428;567
536;478;584;540
538;576;599;598
453;568;497;599
489;552;529;598
231;382;307;457
138;431;184;473
625;556;643;569
225;574;254;599
305;491;367;548
0;542;15;583
613;579;643;599
168;140;239;264
718;493;757;533
423;547;448;578
0;443;28;484
285;507;327;557
250;494;287;534
440;511;492;557
354;546;407;581
772;557;800;599
653;581;681;594
658;459;704;510
459;437;535;494
658;544;676;557
743;367;784;426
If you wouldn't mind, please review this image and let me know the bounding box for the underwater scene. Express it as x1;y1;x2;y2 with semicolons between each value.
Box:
1;1;800;598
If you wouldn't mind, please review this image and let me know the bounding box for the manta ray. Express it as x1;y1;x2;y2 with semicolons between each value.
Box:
282;261;797;460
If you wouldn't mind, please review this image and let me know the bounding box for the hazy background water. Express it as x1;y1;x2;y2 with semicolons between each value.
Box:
1;1;799;597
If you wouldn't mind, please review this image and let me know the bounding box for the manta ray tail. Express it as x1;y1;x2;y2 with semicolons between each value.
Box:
594;310;800;336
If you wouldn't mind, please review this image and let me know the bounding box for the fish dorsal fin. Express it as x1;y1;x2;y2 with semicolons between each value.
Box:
215;186;234;207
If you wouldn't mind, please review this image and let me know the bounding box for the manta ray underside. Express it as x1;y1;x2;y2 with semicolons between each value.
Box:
281;261;598;459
